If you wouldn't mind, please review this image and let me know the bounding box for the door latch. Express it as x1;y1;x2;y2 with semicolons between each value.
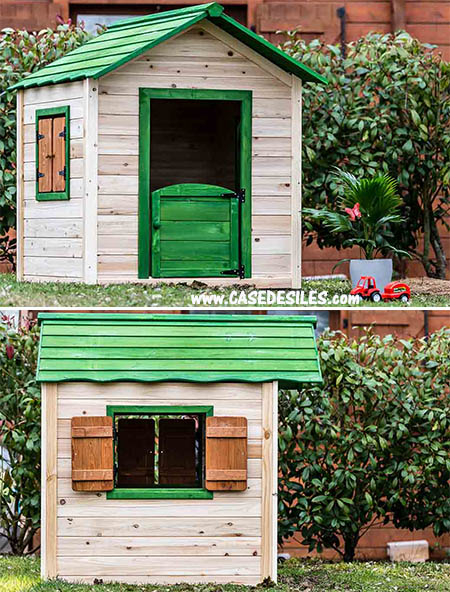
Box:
221;189;245;203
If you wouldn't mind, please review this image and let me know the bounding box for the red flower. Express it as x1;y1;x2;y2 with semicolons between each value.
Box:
6;344;14;359
345;202;361;221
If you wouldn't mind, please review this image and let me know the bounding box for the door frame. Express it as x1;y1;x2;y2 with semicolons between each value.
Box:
138;88;252;279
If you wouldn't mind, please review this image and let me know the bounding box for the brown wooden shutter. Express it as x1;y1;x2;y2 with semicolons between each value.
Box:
159;418;197;486
71;416;114;491
52;115;66;192
37;117;53;193
205;416;247;491
117;418;155;488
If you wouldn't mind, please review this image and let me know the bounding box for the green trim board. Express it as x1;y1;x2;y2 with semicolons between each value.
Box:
36;313;322;387
35;106;70;201
106;404;213;500
10;3;326;91
138;89;252;280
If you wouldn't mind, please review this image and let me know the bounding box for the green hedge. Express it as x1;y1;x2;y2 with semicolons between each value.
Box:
279;327;450;560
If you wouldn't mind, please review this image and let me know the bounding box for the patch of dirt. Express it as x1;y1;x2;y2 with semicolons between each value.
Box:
404;277;450;296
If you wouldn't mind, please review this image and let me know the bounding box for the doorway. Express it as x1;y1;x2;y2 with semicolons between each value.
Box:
138;89;251;279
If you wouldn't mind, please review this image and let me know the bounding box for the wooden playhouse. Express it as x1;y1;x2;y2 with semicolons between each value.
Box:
37;312;322;585
13;2;325;287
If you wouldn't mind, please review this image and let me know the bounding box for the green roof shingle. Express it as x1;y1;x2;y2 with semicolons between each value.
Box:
11;2;326;90
36;313;322;387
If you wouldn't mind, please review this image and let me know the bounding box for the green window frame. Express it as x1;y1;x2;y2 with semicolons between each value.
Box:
35;105;70;201
138;88;252;279
106;405;214;499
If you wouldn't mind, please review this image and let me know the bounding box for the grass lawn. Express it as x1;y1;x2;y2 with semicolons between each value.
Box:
0;274;449;308
1;556;450;592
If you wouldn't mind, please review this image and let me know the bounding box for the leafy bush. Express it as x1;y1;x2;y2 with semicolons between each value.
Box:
278;327;450;561
280;32;450;278
0;22;91;267
0;315;40;554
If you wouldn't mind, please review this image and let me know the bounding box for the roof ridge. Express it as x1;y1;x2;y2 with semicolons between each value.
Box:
108;2;223;30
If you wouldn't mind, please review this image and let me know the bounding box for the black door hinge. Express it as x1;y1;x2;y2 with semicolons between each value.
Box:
37;169;44;178
36;132;44;141
58;166;66;178
221;264;245;279
222;188;245;203
59;127;66;139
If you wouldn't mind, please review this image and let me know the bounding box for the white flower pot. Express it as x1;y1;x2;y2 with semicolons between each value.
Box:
349;259;393;292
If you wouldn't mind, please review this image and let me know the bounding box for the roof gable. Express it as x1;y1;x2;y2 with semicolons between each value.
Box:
36;313;323;387
11;3;326;91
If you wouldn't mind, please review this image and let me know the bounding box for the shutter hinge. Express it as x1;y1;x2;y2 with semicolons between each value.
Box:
59;127;66;139
221;264;245;279
36;132;44;141
221;188;245;203
37;169;44;178
58;166;66;178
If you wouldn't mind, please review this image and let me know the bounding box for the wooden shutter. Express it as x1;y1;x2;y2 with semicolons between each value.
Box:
205;416;247;491
71;416;114;491
37;117;53;193
159;418;197;486
117;418;155;488
52;116;66;192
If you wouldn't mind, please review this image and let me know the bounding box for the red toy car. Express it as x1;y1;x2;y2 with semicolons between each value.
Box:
351;276;410;303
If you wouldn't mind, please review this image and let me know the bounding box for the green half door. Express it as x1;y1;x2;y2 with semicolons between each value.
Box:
151;183;241;278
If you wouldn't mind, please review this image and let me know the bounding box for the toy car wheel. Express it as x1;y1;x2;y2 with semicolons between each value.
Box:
400;294;409;303
371;292;382;303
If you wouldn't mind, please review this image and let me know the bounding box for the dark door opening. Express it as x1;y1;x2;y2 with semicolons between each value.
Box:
150;99;241;193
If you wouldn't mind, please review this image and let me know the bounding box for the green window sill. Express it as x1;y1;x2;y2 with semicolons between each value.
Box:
36;191;70;201
107;488;213;500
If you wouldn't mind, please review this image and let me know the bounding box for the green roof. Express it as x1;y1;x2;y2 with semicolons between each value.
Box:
36;313;322;387
11;3;326;90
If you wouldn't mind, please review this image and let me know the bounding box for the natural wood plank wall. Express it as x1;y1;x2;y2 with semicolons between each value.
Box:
22;81;85;281
97;25;294;283
54;381;274;585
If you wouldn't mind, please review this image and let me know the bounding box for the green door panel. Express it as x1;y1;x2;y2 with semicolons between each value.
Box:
151;183;240;278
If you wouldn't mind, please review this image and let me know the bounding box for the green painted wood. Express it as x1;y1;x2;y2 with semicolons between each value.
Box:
37;313;322;386
41;335;317;349
161;241;230;261
138;91;150;278
107;405;213;415
106;488;213;499
39;358;319;371
240;93;252;277
11;3;326;91
35;105;70;202
41;346;319;360
161;200;230;222
151;184;240;278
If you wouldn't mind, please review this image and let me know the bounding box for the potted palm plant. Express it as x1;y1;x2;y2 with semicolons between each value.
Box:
304;169;410;291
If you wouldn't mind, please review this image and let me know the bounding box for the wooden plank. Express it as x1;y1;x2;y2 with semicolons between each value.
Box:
16;89;24;281
24;101;83;125
98;134;138;155
57;381;262;400
291;76;302;288
98;154;138;175
25;178;84;200
261;381;278;582
391;0;406;30
72;425;112;438
24;238;83;258
52;116;66;192
57;536;261;557
71;416;113;491
56;555;261;576
38;117;53;193
83;78;99;284
23;257;83;279
23;200;83;219
24;81;84;105
41;383;57;579
24;219;83;239
206;416;247;491
57;516;261;538
55;575;261;585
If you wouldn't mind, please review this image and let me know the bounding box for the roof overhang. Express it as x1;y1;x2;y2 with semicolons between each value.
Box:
36;313;323;388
